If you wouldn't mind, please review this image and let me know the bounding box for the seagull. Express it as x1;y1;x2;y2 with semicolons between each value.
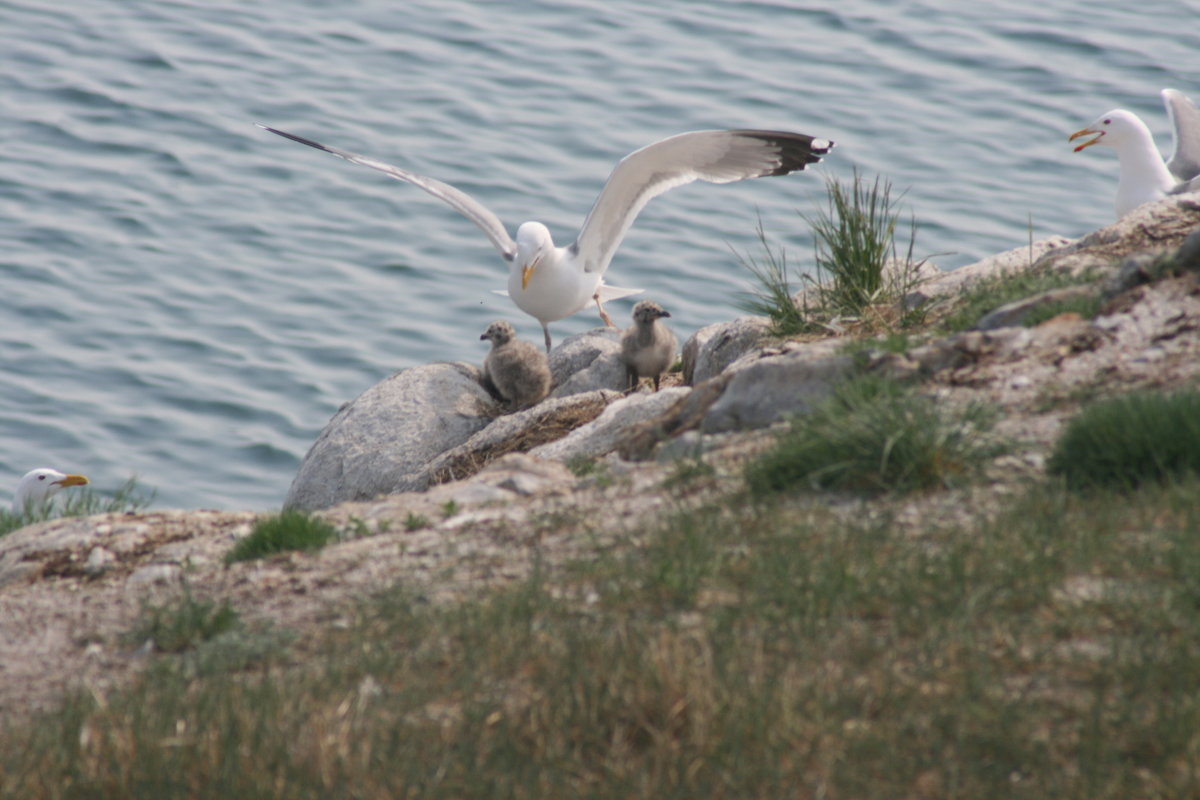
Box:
1069;89;1200;218
259;124;834;351
479;320;552;412
619;300;677;392
11;468;89;514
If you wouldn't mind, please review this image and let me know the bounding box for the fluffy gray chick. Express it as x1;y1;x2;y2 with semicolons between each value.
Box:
480;320;552;411
619;300;677;391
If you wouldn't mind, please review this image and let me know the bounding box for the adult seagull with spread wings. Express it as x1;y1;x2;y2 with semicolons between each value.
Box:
259;124;834;351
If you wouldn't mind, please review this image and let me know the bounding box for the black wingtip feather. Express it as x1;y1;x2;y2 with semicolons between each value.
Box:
735;129;836;176
257;124;336;155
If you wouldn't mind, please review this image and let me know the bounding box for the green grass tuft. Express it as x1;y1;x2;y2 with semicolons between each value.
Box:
804;170;922;320
1047;389;1200;490
225;510;338;564
940;265;1098;333
1021;291;1104;327
746;375;1002;495
735;220;811;336
126;589;241;654
738;170;926;337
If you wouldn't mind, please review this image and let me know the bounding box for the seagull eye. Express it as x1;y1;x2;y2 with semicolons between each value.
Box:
37;475;46;481
1103;119;1111;125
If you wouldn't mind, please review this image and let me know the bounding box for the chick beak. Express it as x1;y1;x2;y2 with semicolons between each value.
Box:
480;333;489;341
53;474;89;488
658;310;671;319
1069;127;1102;152
521;253;543;291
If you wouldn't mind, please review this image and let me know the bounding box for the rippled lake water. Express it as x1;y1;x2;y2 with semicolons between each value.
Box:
1;0;1196;509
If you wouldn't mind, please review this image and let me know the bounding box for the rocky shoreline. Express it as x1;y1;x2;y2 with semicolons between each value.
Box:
2;192;1199;723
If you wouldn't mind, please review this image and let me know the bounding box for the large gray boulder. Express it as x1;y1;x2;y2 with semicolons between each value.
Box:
701;349;855;433
530;387;691;463
285;362;495;510
681;317;770;385
421;390;619;487
548;327;627;397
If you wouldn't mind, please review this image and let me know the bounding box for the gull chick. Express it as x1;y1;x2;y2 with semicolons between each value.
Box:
480;321;551;411
12;468;89;514
1069;88;1200;218
620;300;677;392
260;125;834;351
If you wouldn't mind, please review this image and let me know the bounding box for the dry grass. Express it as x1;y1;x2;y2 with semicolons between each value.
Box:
428;394;611;485
5;474;1200;798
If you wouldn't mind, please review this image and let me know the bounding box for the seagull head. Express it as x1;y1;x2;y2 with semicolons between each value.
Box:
480;320;516;347
13;468;89;514
515;222;554;290
632;300;671;325
1070;109;1148;153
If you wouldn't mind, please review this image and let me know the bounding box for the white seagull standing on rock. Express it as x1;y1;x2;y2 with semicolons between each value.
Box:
259;125;834;351
1070;89;1200;219
11;468;89;515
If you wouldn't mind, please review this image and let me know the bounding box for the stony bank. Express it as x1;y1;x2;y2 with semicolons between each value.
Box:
2;192;1199;723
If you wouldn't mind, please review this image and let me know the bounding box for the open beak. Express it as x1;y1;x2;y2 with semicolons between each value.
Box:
53;474;89;488
1069;127;1102;152
521;253;544;291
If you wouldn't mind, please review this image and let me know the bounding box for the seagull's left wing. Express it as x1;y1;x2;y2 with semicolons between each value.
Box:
571;129;834;275
258;125;518;261
1163;89;1200;183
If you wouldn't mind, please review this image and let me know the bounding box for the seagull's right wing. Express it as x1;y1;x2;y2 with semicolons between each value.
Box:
1162;89;1200;183
258;125;518;261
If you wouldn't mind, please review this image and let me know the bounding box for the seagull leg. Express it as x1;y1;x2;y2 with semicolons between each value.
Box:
542;323;553;353
594;292;616;328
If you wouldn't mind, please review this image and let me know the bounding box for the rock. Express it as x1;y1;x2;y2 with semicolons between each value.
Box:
83;546;115;578
530;387;691;463
126;563;180;586
974;285;1097;331
616;375;733;461
548;328;627;397
681;317;770;385
701;351;855;433
423;391;619;486
1036;193;1200;274
284;362;495;511
913;237;1074;302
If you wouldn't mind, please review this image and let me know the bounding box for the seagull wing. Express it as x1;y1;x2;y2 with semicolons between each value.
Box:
258;125;518;261
1162;89;1200;183
570;129;833;275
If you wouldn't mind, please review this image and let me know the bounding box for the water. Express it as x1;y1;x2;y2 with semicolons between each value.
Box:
1;0;1196;510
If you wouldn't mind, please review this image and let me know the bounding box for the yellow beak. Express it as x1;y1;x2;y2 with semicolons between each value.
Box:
1068;127;1101;152
521;254;543;291
54;474;89;488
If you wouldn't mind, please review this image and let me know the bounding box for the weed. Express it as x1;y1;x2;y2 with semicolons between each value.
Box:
1021;291;1104;327
804;169;923;321
126;588;240;654
1047;388;1200;490
441;500;460;519
737;171;927;337
745;375;1003;495
663;456;716;490
735;220;812;336
404;512;430;531
566;455;599;478
940;265;1098;333
224;510;338;564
